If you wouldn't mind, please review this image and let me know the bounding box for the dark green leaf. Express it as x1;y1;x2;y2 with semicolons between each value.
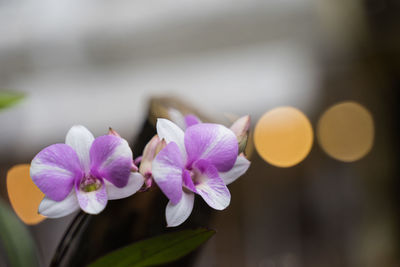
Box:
88;228;215;267
0;200;40;267
0;92;24;110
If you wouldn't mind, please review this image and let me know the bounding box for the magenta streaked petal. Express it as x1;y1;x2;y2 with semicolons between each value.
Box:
156;119;186;159
30;144;83;201
219;155;250;185
152;142;183;205
182;169;196;193
75;179;108;214
185;123;238;172
90;135;133;188
65;125;94;174
193;159;231;210
166;190;195;227
184;114;201;128
38;190;79;218
105;172;144;200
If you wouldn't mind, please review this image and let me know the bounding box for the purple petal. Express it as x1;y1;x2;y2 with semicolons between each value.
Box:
185;123;238;172
65;125;94;174
184;114;201;128
106;172;144;200
90;135;133;188
152;142;183;205
156;119;186;159
193;159;231;210
75;178;108;214
30;144;83;201
166;190;195;227
38;190;79;218
219;155;250;185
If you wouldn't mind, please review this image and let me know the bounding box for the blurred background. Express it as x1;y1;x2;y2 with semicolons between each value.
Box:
1;0;399;266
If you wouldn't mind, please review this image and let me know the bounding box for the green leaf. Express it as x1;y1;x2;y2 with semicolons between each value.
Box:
88;228;215;267
0;200;40;267
0;92;24;110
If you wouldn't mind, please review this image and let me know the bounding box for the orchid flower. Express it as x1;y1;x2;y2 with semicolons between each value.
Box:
168;111;251;178
30;125;144;218
152;118;251;227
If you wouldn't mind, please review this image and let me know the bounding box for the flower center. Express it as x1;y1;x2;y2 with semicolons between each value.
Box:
79;175;101;192
189;169;204;186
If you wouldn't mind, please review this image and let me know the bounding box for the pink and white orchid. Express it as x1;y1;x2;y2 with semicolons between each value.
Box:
152;118;250;227
30;125;144;218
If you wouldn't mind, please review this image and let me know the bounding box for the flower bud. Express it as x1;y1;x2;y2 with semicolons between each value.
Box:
155;138;167;156
139;135;165;177
108;127;121;138
230;115;250;154
139;135;167;191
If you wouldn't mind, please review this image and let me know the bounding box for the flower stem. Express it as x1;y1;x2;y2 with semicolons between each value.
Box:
49;211;90;267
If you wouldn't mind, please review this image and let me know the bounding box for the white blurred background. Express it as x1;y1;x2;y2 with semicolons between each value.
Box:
0;0;365;159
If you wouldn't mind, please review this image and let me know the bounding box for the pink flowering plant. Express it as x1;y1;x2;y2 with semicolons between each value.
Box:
18;112;251;266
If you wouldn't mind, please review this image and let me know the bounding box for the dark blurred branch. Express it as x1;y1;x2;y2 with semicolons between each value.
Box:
50;212;90;267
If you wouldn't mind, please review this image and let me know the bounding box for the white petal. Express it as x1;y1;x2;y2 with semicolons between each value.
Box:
65;125;95;174
219;156;250;185
106;172;144;200
38;190;80;218
168;108;186;130
166;191;195;227
156;119;186;159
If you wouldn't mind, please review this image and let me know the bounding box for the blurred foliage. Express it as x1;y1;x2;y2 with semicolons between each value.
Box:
0;92;24;110
88;228;215;267
0;200;39;267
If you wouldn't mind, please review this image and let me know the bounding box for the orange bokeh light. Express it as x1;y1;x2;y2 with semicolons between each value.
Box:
254;107;313;167
317;101;374;162
7;164;45;225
